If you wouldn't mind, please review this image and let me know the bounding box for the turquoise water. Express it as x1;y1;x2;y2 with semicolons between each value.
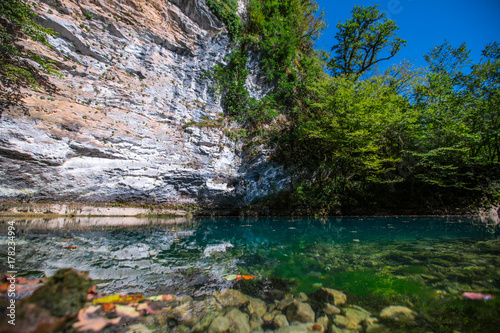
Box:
1;216;499;331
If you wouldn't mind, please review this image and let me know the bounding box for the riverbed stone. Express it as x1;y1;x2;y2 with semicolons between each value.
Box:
316;315;329;330
126;324;153;333
343;306;371;325
306;323;325;332
191;313;216;333
173;300;211;328
214;289;249;308
330;326;360;333
208;316;230;333
323;303;341;315
225;308;251;333
247;296;268;317
262;311;276;322
379;306;416;323
310;288;347;307
295;292;309;303
365;323;390;333
275;324;308;333
278;294;295;310
286;301;315;323
274;314;290;328
249;313;264;331
332;315;362;331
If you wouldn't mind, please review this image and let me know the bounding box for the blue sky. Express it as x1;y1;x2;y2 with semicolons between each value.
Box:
314;0;500;71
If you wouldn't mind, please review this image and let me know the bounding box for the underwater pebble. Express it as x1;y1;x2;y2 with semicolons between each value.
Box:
379;305;416;323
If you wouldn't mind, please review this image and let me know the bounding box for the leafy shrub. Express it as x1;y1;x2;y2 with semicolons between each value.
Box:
206;0;243;38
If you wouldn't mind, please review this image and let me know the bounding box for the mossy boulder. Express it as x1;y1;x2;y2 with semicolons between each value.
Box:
27;268;92;317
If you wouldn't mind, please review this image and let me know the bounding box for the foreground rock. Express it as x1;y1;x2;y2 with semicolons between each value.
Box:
0;269;92;333
1;269;424;333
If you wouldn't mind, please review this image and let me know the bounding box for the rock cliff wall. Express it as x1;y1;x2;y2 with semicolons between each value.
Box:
0;0;288;208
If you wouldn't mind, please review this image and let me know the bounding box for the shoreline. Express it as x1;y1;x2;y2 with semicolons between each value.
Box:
0;201;192;218
0;200;491;219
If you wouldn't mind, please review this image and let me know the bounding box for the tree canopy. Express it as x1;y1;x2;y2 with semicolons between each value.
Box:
327;5;406;77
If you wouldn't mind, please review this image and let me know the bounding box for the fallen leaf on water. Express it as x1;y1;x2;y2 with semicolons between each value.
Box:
63;245;78;249
237;275;259;281
93;294;144;305
353;239;360;242
147;294;173;301
115;304;141;318
102;303;115;312
60;239;74;241
222;274;238;281
73;306;121;332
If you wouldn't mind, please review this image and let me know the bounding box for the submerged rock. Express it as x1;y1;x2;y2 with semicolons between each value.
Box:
208;316;230;333
323;303;341;315
310;288;347;307
379;305;416;323
277;294;295;310
316;315;329;330
275;324;308;333
247;296;268;317
295;292;309;303
286;301;315;323
225;308;251;333
214;289;249;308
249;313;264;331
126;324;153;333
273;314;290;328
191;313;216;333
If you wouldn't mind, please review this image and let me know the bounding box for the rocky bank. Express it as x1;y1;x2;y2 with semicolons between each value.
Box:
0;0;289;208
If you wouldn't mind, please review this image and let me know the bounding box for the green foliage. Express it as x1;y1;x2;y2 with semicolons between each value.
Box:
0;0;58;106
211;49;255;123
328;5;406;77
274;75;410;211
210;2;499;213
206;0;243;38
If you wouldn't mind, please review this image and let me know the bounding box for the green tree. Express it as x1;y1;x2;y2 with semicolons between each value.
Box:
0;0;58;107
276;75;409;212
328;5;406;77
406;41;500;206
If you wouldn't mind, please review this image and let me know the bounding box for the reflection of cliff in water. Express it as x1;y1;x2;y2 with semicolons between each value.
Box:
0;216;497;299
0;216;197;230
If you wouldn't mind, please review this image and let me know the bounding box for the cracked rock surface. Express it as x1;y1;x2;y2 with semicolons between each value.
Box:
0;0;288;207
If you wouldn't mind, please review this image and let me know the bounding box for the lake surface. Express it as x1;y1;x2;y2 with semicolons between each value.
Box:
1;216;499;331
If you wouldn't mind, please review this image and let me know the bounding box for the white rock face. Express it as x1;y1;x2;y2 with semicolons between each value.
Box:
0;0;288;208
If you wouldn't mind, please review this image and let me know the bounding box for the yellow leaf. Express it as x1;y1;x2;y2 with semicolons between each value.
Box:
93;294;144;304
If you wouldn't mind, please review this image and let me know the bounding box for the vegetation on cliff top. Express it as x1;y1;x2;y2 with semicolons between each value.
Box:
0;0;58;108
208;0;500;214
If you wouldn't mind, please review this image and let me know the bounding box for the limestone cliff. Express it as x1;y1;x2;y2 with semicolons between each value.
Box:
0;0;288;208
